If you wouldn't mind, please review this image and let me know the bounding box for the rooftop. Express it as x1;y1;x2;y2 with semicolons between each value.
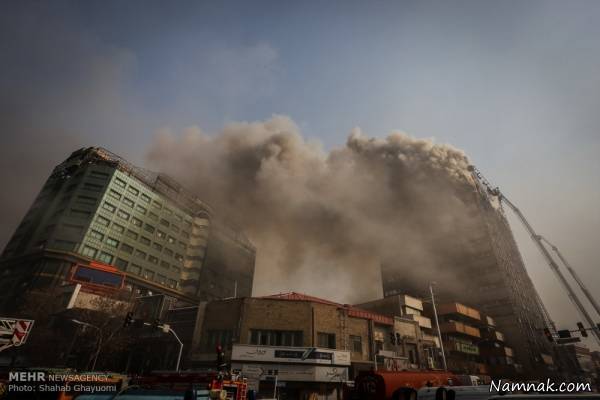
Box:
262;292;394;325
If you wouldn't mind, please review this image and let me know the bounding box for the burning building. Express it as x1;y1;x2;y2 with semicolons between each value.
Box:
381;172;556;378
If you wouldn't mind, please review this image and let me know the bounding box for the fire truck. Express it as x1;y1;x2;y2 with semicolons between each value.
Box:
129;371;248;400
353;370;458;400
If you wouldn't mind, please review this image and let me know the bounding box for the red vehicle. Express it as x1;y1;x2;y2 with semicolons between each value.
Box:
354;370;458;400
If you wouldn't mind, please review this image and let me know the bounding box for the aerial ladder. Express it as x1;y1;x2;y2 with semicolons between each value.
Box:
467;165;600;345
538;235;600;319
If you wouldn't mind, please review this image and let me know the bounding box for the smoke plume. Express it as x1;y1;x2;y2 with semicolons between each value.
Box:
147;115;475;303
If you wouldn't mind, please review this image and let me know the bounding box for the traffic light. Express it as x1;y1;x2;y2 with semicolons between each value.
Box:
577;322;588;338
389;332;396;345
123;312;134;327
543;328;554;342
216;344;225;370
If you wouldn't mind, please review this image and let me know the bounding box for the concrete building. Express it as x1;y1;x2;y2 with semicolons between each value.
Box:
169;292;444;398
426;302;515;378
380;176;556;378
355;294;442;369
0;147;256;312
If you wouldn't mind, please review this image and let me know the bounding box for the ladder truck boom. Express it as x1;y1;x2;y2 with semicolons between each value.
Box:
467;165;600;344
538;235;600;318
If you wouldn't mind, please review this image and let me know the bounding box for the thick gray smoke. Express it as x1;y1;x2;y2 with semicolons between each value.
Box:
147;115;474;303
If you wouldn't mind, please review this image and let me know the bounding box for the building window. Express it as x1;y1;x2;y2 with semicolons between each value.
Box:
156;274;166;284
206;330;233;350
127;186;139;196
90;230;104;241
115;258;128;269
249;330;303;347
81;246;98;258
163;248;173;257
144;224;155;233
76;195;97;205
136;205;147;215
108;190;121;200
350;335;362;353
148;255;159;265
125;230;138;240
90;170;109;179
122;197;134;208
83;183;103;192
131;217;142;227
140;236;151;246
164;208;173;216
54;239;76;251
106;237;119;248
152;243;163;252
135;249;146;259
172;225;180;234
157;230;166;239
96;215;110;226
140;193;151;204
112;223;125;233
98;252;113;264
167;279;177;289
167;235;176;244
71;209;92;218
149;211;158;221
129;264;142;275
317;332;336;349
375;340;384;353
121;243;134;254
117;209;130;220
102;202;117;213
174;253;183;262
160;260;169;269
115;178;127;188
160;219;170;227
143;269;155;280
152;200;162;209
171;266;181;274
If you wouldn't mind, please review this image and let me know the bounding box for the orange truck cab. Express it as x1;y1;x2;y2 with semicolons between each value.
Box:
354;370;458;400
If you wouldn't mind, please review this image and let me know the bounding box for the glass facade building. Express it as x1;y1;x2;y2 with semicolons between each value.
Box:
0;147;255;311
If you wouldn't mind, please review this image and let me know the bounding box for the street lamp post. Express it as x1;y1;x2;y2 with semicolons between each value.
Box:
167;326;184;372
70;319;102;371
429;282;448;371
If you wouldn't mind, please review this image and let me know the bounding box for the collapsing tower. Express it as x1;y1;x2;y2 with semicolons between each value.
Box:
382;168;557;378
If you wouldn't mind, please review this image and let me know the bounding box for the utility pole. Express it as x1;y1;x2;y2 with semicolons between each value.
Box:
429;282;447;371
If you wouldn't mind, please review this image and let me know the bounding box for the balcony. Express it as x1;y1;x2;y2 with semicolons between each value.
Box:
439;321;481;338
397;295;424;311
422;333;440;348
494;331;505;342
446;340;480;355
405;314;432;329
437;303;481;321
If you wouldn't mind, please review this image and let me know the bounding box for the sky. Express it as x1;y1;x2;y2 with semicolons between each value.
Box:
1;0;599;346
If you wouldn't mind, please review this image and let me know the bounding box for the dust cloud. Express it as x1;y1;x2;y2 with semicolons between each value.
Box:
147;116;476;303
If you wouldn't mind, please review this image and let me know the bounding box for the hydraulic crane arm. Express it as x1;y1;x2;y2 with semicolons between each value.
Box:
538;235;600;318
468;165;600;344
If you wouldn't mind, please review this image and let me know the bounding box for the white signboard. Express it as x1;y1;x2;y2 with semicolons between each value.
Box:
232;362;349;383
232;344;351;366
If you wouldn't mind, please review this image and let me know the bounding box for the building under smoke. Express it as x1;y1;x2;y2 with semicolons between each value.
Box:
381;175;556;378
0;147;256;312
144;116;557;378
